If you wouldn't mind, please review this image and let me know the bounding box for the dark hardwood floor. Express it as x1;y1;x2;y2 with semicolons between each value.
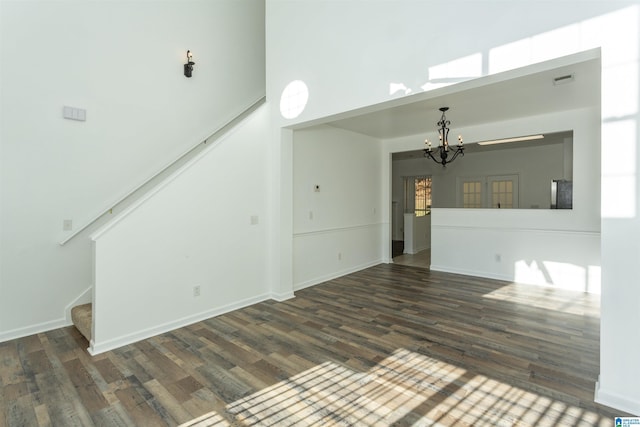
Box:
0;264;627;426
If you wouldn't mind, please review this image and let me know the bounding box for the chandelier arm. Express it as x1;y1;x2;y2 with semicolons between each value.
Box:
448;148;464;163
424;150;441;165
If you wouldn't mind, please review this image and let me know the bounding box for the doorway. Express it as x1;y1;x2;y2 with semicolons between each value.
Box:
391;173;431;269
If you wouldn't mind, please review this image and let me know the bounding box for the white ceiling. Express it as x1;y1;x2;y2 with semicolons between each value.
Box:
295;51;600;142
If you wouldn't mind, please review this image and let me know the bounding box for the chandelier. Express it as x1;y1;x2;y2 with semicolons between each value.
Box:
424;107;464;166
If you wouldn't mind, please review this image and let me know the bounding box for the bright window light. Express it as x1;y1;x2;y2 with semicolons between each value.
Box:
489;38;533;74
489;5;638;74
601;120;636;219
389;82;411;95
428;53;482;80
602;120;636;177
602;63;639;119
581;6;639;67
280;80;309;119
602;175;636;219
530;24;581;65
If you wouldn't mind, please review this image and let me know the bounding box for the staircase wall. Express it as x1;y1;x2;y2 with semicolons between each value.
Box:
0;0;265;340
91;105;271;354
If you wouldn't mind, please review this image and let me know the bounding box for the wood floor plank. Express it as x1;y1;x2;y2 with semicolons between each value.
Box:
94;357;126;385
114;386;168;427
144;379;193;425
1;264;632;426
62;358;110;414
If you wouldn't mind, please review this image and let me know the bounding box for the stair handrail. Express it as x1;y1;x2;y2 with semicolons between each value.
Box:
59;95;266;245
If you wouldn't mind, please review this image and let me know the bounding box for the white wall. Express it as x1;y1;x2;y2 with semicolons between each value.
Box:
403;214;430;254
292;125;383;289
0;0;265;339
90;105;270;354
267;1;640;414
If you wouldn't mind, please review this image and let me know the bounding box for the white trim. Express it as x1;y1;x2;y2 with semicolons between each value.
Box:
271;291;296;302
430;264;602;294
405;243;430;255
293;222;383;238
88;292;271;355
0;318;70;343
430;264;512;283
595;380;640;415
431;224;599;236
0;286;94;343
294;259;382;291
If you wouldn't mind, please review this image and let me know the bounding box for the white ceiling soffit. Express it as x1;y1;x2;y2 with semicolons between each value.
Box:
291;49;600;141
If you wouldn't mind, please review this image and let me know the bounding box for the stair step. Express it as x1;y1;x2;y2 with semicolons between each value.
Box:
71;303;92;342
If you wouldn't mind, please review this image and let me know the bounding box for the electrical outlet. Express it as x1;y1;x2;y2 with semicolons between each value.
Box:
63;219;73;231
495;254;502;262
193;285;201;297
338;252;342;261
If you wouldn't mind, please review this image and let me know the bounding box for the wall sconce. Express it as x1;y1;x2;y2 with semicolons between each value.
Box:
184;50;195;78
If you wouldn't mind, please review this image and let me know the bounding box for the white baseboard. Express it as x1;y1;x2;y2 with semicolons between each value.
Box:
430;264;512;282
404;245;430;255
595;380;640;415
0;318;70;343
89;292;272;355
430;264;601;294
294;259;382;291
415;244;430;252
271;291;295;302
1;285;94;344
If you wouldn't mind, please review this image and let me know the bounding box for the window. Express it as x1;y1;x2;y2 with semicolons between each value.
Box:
404;176;432;216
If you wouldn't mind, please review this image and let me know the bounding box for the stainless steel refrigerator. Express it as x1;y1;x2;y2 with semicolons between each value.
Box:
551;179;572;209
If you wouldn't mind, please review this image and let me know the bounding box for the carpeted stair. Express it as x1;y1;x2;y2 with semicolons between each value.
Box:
71;303;92;342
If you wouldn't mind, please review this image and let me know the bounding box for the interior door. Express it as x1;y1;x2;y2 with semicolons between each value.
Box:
487;174;519;208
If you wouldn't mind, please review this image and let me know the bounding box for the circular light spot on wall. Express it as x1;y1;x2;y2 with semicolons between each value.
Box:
280;80;309;119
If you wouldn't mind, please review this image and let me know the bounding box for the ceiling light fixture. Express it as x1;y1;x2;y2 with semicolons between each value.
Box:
477;134;544;146
424;107;464;167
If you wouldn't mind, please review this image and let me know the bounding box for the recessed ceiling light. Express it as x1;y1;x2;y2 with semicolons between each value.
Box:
477;135;545;146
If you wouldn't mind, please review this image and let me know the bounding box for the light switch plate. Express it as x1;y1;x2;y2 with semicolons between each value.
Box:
63;106;87;121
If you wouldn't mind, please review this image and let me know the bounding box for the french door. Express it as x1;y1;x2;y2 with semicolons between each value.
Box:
458;174;519;208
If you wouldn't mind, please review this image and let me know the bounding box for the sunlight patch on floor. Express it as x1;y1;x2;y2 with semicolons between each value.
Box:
178;348;610;426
